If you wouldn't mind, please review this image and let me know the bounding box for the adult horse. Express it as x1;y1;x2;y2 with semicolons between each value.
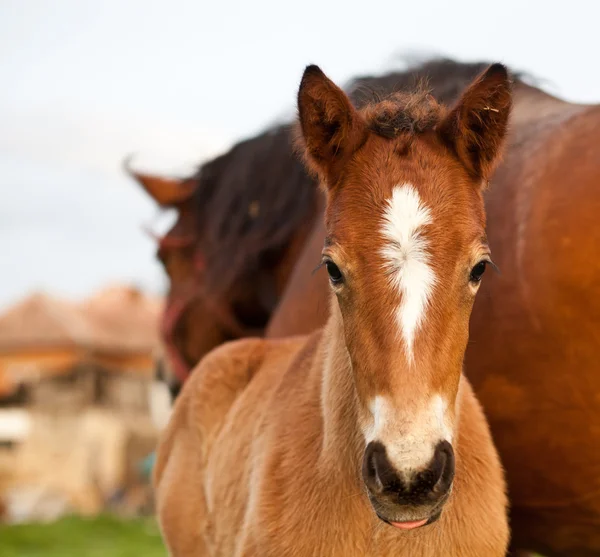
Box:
154;62;511;557
267;62;600;556
125;126;319;389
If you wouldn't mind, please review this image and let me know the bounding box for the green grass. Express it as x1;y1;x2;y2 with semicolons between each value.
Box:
0;515;548;556
0;515;167;557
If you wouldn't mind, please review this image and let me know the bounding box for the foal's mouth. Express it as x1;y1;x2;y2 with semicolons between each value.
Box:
368;483;450;532
378;508;442;531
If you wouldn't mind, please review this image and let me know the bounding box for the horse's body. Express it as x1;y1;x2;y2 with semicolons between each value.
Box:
267;73;600;556
155;64;511;556
468;89;600;555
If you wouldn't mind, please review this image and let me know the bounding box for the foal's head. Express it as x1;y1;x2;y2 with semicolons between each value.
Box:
298;64;511;529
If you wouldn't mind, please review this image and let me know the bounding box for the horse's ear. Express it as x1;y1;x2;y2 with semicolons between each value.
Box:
297;65;365;184
438;63;512;182
123;156;196;207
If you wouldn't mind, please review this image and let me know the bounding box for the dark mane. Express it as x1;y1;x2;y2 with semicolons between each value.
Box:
192;124;315;296
190;57;519;296
347;58;497;107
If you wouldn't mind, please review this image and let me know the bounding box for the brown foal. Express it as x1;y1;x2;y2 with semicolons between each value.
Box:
154;63;512;556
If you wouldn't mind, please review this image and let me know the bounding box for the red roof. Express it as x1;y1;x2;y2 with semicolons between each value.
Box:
0;286;163;356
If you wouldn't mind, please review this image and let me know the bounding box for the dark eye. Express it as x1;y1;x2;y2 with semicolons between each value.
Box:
326;261;344;284
469;261;487;283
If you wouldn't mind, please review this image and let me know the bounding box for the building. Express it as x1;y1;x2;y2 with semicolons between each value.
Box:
0;286;163;522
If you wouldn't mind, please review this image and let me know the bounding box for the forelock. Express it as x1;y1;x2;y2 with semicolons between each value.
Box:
360;86;447;139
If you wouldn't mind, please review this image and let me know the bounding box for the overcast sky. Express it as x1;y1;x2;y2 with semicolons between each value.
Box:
1;0;599;310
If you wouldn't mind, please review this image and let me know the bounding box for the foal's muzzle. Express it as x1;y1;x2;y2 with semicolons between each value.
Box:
362;440;455;529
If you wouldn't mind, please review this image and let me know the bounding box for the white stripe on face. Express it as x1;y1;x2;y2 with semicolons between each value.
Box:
380;184;436;363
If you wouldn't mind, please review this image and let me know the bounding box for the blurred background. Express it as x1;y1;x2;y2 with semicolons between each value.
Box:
1;1;599;555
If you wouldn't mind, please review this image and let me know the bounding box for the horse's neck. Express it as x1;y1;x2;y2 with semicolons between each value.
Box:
511;82;589;131
318;302;363;474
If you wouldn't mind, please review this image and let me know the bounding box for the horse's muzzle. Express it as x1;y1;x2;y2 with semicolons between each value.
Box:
362;439;455;527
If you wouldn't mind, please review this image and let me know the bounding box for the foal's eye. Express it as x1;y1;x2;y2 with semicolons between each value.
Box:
469;261;487;283
326;261;344;284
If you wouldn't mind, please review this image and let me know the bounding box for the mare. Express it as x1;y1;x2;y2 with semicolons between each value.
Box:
125;127;318;387
267;60;600;556
154;64;512;556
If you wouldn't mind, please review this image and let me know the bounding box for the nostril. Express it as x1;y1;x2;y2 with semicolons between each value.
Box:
366;449;377;479
363;442;377;490
432;440;455;492
362;441;386;493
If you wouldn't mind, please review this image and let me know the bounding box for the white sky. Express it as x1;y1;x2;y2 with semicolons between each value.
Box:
1;0;599;310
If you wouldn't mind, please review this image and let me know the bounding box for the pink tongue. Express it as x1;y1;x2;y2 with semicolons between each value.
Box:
390;518;428;530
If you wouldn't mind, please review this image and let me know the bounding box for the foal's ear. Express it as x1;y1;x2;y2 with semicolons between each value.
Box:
297;65;365;182
439;63;512;181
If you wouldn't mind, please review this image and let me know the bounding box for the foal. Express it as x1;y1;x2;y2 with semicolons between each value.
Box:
154;64;512;556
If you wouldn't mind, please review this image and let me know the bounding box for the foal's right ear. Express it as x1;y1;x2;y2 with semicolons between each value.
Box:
438;64;512;181
297;65;365;183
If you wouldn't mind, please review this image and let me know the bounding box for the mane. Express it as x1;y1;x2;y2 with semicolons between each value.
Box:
191;124;316;297
347;58;497;108
190;57;521;297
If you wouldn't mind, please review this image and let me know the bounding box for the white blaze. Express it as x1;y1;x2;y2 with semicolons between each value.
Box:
380;184;435;362
367;394;453;472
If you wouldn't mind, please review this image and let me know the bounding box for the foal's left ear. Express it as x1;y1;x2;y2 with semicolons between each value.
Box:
439;63;512;182
297;65;365;183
